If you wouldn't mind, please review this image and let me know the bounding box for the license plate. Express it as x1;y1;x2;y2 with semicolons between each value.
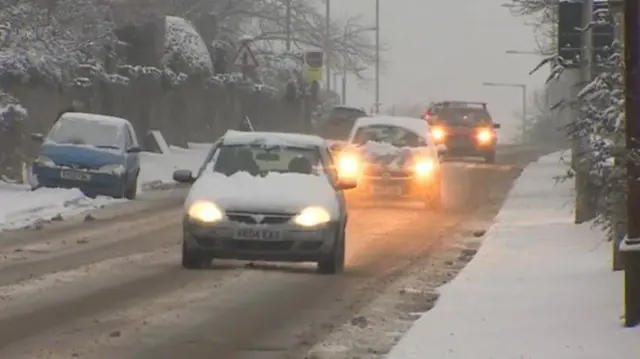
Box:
372;185;402;195
234;227;282;240
60;170;91;181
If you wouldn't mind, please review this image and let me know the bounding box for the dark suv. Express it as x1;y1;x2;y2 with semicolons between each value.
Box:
423;101;500;163
315;106;368;141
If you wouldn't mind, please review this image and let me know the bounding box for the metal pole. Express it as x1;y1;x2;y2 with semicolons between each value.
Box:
342;30;347;104
285;0;291;51
522;85;527;142
325;0;330;91
574;0;595;223
582;0;593;82
374;0;380;114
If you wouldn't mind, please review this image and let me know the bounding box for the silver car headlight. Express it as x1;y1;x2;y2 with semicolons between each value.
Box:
187;200;224;223
34;155;55;167
293;206;331;227
98;164;125;175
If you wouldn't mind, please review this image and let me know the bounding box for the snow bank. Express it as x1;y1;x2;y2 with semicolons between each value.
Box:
163;16;213;75
186;171;339;215
0;187;121;230
388;150;640;359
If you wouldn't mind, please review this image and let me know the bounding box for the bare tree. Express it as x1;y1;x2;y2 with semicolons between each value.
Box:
504;0;557;55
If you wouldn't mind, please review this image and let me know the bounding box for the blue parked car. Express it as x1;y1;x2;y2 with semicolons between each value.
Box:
30;112;142;199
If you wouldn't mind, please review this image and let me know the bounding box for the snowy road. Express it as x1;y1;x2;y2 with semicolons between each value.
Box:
0;145;541;359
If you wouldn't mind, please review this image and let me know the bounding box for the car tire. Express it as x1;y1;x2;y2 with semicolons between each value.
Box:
317;227;346;275
125;173;138;200
181;240;210;269
484;151;496;164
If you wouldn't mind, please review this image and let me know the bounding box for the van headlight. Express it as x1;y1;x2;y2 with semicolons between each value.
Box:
415;160;435;177
337;153;360;179
98;164;125;175
293;206;331;227
34;155;55;167
187;201;224;223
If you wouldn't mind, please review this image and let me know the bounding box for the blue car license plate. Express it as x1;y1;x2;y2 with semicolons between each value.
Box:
60;170;91;181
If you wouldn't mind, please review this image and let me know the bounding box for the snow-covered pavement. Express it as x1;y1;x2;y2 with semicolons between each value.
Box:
388;151;640;359
0;143;210;231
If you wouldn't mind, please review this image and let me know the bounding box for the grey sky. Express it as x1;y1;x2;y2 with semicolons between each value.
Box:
332;0;548;141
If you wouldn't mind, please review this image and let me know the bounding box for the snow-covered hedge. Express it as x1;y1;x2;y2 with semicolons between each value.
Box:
0;91;27;128
0;0;115;86
163;16;213;76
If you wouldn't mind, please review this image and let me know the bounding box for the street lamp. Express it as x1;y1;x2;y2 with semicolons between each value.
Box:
374;0;380;114
325;0;331;91
504;50;552;108
482;82;527;141
505;50;543;55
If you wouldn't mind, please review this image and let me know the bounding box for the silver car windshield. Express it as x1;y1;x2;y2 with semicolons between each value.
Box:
210;144;324;177
352;125;424;147
46;118;123;149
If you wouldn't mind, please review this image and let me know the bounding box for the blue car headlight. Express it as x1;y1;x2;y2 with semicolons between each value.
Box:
34;155;55;167
98;164;125;175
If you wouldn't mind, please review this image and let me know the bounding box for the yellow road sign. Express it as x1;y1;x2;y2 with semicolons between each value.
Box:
303;65;323;82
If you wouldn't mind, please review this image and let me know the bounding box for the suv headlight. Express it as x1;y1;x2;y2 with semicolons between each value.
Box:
188;201;224;223
98;164;125;175
476;129;493;143
293;206;331;227
431;127;446;141
34;155;55;167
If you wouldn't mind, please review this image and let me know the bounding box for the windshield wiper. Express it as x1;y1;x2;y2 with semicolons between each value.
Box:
95;145;120;149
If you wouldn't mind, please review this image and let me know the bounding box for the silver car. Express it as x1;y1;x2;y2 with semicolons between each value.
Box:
172;130;357;274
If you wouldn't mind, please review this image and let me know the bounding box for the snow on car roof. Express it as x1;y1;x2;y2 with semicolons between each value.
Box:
60;112;130;127
351;116;429;138
222;130;327;148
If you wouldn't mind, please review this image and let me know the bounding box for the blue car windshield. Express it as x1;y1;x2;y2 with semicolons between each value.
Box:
46;118;123;149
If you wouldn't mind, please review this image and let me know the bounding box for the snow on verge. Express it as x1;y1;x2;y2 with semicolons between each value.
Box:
0;143;210;231
387;151;640;359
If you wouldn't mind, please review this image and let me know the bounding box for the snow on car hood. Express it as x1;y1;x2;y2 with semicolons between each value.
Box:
356;141;414;169
185;171;339;216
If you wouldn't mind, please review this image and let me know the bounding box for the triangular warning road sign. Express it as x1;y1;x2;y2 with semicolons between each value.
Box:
234;44;259;67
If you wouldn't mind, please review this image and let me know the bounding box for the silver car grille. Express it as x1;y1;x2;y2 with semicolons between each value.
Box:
225;211;294;225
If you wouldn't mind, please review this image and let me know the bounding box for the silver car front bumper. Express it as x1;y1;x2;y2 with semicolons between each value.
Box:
183;216;339;262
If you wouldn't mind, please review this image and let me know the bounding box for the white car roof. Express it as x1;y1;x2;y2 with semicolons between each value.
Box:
60;112;130;127
222;130;327;148
349;115;429;140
